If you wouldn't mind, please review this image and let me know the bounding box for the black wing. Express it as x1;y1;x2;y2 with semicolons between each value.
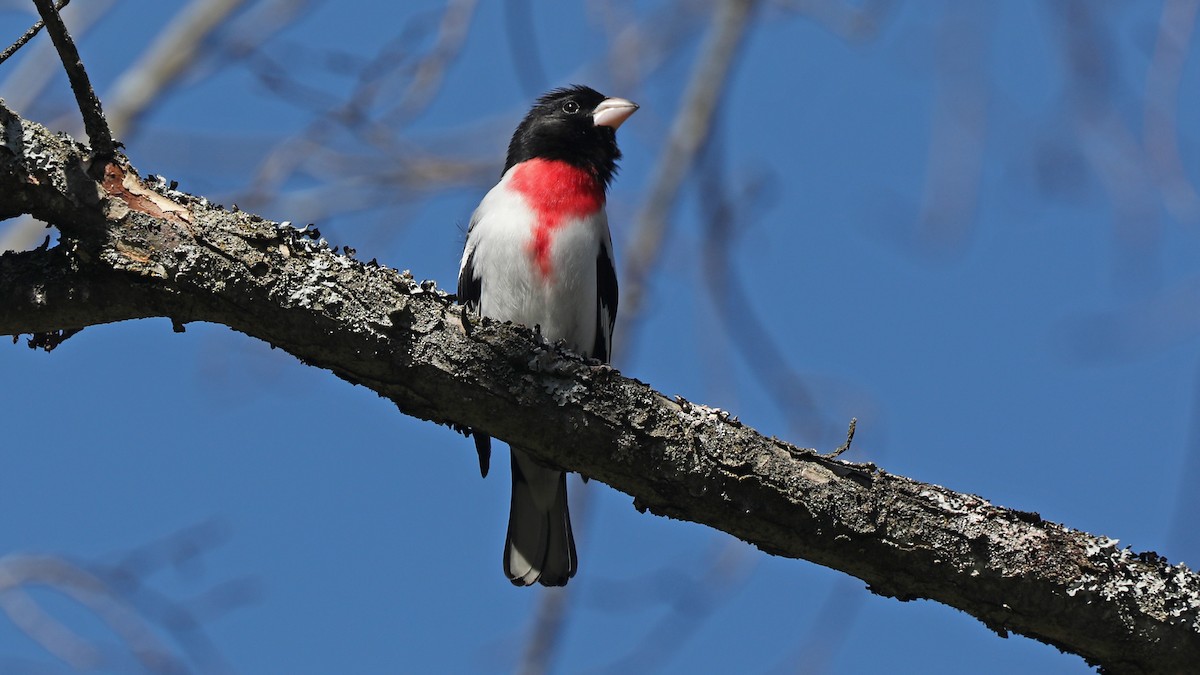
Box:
591;235;618;362
457;240;490;476
458;245;482;315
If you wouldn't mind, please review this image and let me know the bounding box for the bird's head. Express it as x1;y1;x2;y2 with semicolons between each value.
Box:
504;85;638;188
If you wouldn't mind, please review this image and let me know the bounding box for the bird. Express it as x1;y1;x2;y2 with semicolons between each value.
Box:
457;85;637;586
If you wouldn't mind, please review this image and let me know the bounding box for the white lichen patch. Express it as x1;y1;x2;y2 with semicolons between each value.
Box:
147;174;189;202
1065;533;1200;628
1085;536;1120;557
919;488;990;515
287;256;347;309
517;372;584;406
677;400;736;430
543;377;586;406
23;127;61;174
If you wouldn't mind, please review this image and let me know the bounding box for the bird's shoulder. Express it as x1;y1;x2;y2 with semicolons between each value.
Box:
465;171;536;235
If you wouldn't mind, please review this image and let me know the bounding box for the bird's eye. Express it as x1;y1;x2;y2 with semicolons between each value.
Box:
562;100;580;114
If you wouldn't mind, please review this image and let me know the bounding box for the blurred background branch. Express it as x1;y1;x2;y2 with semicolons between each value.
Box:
617;0;757;351
0;522;254;674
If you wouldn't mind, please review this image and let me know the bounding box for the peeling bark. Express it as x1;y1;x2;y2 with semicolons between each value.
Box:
1;100;1197;674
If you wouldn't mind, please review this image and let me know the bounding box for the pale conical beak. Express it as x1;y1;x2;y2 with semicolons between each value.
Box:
593;97;639;129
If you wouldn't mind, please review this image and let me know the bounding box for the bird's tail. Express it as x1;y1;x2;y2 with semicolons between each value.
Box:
505;449;576;586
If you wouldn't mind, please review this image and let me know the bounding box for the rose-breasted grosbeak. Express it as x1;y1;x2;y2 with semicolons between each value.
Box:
458;85;638;586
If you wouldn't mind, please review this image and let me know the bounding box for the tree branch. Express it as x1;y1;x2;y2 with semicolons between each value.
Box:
1;101;1197;674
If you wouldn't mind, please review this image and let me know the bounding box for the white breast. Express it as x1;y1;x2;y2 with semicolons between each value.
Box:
461;170;608;356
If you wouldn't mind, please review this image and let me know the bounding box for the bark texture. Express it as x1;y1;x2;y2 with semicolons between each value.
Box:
1;100;1198;673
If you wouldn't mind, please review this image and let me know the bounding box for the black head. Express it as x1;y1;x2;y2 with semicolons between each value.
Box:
504;85;638;189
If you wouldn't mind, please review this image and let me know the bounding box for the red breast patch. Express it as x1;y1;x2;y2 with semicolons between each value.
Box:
509;159;605;279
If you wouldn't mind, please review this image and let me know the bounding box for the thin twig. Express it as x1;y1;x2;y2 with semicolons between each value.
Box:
0;0;69;66
827;418;856;458
32;0;114;160
0;0;113;117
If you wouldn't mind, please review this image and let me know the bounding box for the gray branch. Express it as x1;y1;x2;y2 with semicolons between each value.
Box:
0;100;1197;674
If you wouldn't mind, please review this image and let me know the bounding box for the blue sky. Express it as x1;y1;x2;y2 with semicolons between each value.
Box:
2;1;1198;673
